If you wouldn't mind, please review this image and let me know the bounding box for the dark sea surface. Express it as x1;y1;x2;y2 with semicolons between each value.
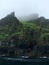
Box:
0;57;49;65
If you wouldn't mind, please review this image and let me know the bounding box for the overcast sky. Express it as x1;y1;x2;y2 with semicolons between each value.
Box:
0;0;49;19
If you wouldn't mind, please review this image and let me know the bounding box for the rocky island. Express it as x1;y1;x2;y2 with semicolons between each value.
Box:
0;12;49;58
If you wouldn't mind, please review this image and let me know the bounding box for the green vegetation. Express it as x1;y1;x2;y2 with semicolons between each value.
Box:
0;13;49;57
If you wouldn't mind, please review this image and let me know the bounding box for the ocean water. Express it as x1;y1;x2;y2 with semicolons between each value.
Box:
0;57;49;65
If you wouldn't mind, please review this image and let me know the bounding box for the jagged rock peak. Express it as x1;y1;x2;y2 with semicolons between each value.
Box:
7;12;15;17
10;12;15;16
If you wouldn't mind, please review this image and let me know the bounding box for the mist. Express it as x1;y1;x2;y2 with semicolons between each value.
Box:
0;0;49;19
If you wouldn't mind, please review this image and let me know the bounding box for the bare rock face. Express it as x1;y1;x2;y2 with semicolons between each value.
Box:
0;12;22;26
10;12;15;16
